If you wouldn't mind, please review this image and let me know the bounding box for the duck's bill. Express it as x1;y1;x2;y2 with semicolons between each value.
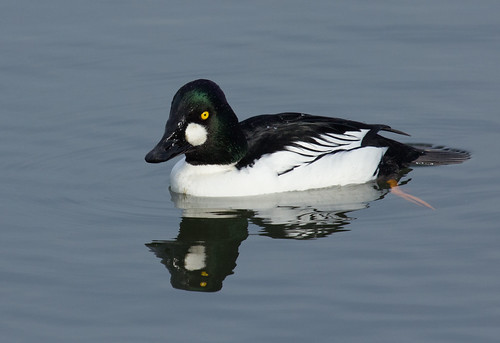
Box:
145;131;190;163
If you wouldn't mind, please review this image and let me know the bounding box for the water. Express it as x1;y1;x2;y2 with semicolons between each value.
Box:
2;1;500;342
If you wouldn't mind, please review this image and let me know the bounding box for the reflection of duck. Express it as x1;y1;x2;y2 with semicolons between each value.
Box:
146;216;248;292
171;182;388;239
147;182;389;292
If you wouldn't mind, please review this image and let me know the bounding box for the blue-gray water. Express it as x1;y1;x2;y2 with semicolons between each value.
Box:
2;1;500;342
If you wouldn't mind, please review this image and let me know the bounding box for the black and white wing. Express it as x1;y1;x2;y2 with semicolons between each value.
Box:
277;129;370;175
237;112;411;174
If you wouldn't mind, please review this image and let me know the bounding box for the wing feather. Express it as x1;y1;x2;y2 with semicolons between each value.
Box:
236;112;409;174
272;130;369;174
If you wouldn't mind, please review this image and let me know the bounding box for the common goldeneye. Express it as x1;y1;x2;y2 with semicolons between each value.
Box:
145;79;465;197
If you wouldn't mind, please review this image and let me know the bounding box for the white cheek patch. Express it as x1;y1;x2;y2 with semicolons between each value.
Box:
184;245;206;271
185;123;208;146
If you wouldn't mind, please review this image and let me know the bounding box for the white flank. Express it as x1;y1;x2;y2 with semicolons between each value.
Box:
170;143;388;197
185;123;207;146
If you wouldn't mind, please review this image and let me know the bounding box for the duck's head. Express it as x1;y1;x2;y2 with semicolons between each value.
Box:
145;79;247;165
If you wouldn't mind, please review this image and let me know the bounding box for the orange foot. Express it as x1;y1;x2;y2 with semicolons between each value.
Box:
387;179;435;210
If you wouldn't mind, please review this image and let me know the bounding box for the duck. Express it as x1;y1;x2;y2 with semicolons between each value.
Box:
145;79;467;197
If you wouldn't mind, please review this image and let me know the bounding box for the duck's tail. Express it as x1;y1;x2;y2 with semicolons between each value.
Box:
410;144;471;166
380;144;470;210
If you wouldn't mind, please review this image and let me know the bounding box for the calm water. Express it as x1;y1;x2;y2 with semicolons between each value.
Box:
2;1;500;342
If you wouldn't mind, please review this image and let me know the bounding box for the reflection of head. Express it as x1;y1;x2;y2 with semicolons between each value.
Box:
146;216;248;292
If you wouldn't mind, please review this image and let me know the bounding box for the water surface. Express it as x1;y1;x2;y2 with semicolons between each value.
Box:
2;1;500;342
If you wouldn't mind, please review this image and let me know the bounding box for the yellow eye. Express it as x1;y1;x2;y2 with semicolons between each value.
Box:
201;111;209;120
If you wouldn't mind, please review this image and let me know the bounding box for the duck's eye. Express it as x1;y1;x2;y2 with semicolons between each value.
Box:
200;111;209;120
